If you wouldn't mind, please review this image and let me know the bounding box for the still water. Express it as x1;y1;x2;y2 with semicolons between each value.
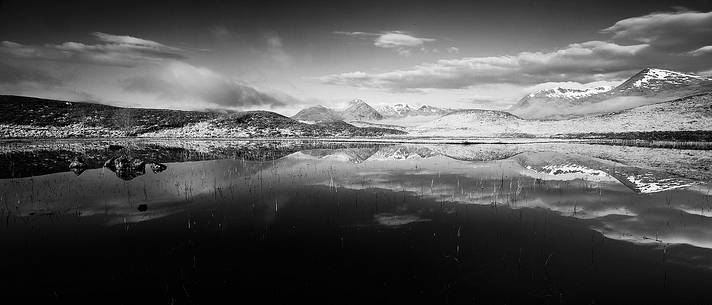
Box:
0;140;711;304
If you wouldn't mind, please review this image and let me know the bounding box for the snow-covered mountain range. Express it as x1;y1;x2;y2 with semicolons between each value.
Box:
2;68;710;139
292;100;452;123
510;68;712;119
374;104;454;118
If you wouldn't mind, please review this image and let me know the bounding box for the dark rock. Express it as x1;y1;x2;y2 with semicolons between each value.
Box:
103;155;146;180
108;144;124;151
68;156;87;176
150;163;167;173
137;204;148;212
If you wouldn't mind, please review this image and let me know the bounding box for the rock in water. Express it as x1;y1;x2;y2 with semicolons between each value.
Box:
151;163;167;173
68;156;87;176
103;155;146;180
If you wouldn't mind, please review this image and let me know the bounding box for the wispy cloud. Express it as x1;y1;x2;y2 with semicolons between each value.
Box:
121;61;288;109
263;32;292;67
602;10;712;52
321;10;712;90
335;30;435;56
319;41;649;89
0;32;185;67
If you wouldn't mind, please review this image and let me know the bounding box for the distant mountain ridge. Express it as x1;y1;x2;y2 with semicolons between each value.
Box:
292;100;455;122
374;104;455;118
341;99;383;121
414;92;712;137
291;105;343;123
510;68;712;119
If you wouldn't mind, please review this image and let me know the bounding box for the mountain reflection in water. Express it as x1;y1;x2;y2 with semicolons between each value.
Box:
0;140;711;304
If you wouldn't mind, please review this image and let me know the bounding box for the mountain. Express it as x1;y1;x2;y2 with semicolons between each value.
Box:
0;95;405;138
340;99;383;121
418;109;523;133
375;104;454;118
413;92;712;137
510;86;612;119
515;152;697;193
610;68;711;96
510;68;712;120
291;105;343;123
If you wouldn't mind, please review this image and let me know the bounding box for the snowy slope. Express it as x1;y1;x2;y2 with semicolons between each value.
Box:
510;68;712;119
413;93;712;137
375;104;454;118
341;99;383;121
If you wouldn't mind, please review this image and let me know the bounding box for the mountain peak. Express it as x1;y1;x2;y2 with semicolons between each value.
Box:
348;99;368;106
526;86;612;99
617;68;708;91
342;99;382;120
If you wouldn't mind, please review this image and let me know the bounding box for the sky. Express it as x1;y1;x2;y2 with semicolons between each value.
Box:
1;0;712;115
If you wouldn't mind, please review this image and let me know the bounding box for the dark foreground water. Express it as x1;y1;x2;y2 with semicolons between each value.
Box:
1;140;711;304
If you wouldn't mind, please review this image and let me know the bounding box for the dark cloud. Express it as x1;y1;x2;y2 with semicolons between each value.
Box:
602;10;712;52
121;62;287;108
0;32;185;67
320;10;712;90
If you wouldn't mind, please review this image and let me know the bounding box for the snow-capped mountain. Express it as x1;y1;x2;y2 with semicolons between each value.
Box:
341;99;383;121
515;152;698;193
413;92;712;137
293;100;453;123
366;146;439;161
291;105;342;123
517;86;612;106
375;104;454;118
608;68;711;96
510;68;712;120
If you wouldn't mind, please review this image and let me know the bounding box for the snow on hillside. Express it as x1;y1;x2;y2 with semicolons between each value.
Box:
630;68;706;89
341;99;383;121
375;103;453;118
524;86;612;100
510;68;712;119
412;93;712;137
375;104;414;117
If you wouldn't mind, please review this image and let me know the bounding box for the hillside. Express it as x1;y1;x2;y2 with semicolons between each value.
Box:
291;105;343;123
0;95;218;135
0;95;405;138
415;109;525;135
340;99;383;121
510;68;712;119
414;93;712;137
375;104;454;118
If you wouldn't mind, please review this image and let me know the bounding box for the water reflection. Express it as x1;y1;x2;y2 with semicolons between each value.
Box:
1;140;712;303
1;143;710;249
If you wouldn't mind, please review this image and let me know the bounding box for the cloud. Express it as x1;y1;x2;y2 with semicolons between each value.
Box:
0;32;185;67
690;45;712;56
321;10;712;90
121;61;288;108
319;41;652;90
0;61;61;86
210;26;234;42
335;31;435;56
602;10;712;52
374;32;434;48
263;33;292;67
447;47;460;54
